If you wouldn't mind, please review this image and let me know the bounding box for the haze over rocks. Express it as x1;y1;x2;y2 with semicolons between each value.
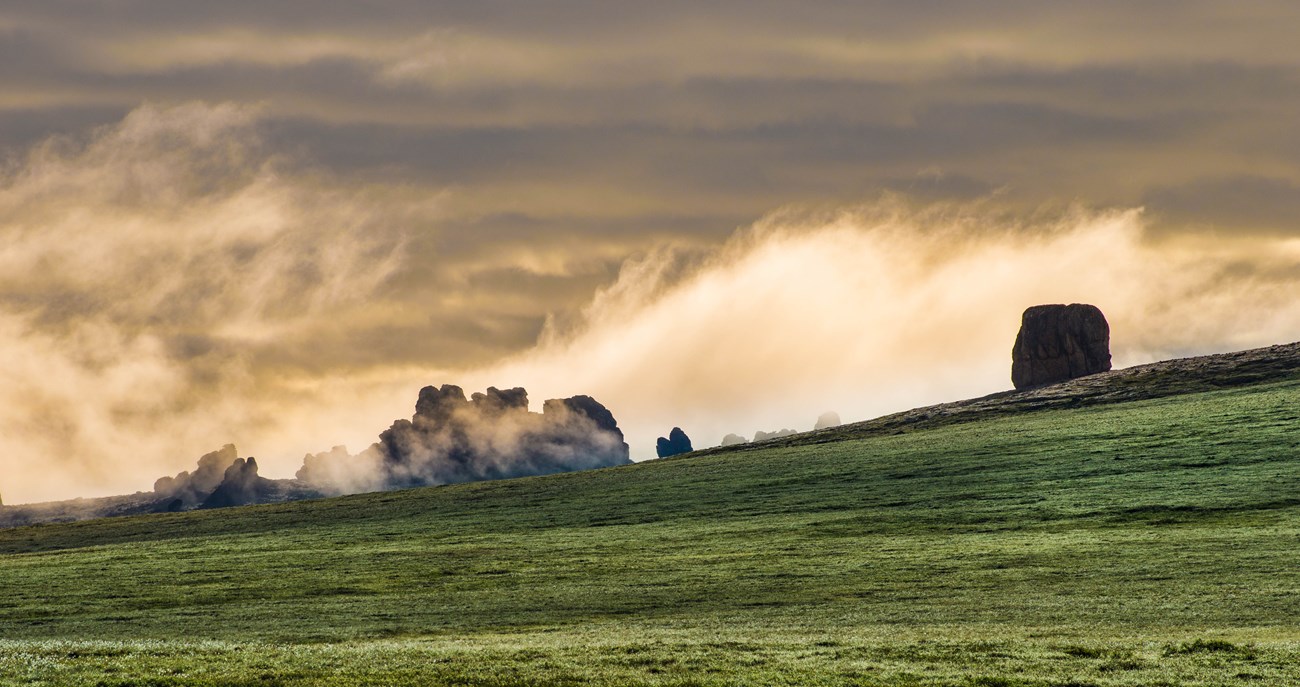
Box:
199;457;275;510
153;444;242;510
815;412;842;430
6;334;1300;529
296;385;632;494
720;433;749;447
154;445;313;513
754;429;797;442
0;383;631;527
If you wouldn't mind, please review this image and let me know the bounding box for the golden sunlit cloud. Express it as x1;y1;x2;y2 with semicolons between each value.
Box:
5;101;1300;504
471;202;1300;457
4;2;1300;505
0;102;423;502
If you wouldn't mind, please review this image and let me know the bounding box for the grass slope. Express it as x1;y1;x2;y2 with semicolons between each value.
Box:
2;378;1300;685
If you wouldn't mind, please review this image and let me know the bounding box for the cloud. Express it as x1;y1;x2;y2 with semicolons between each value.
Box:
0;100;688;504
296;384;630;495
0;101;429;503
469;199;1300;459
3;103;1300;504
6;3;1300;504
1145;175;1300;235
6;2;1300;249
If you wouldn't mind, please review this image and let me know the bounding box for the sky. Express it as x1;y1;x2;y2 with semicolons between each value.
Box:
3;2;1300;503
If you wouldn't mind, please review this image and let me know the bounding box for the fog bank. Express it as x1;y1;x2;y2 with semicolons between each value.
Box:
470;201;1300;458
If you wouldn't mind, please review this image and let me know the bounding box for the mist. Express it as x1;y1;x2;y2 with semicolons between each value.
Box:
4;103;1300;504
469;201;1300;459
0;102;424;504
8;2;1300;505
295;385;631;495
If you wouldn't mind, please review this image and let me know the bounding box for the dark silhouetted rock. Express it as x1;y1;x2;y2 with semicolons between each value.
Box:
471;387;529;416
199;457;274;509
148;444;302;513
720;433;748;446
545;395;622;438
299;385;632;494
153;444;240;509
656;427;693;458
1011;304;1111;390
152;498;184;513
814;411;841;430
542;394;632;464
414;384;468;427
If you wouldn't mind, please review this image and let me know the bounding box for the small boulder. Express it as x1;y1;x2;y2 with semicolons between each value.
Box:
656;427;693;458
1011;303;1111;390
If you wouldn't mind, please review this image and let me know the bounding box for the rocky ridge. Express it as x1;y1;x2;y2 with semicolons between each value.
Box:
695;341;1300;456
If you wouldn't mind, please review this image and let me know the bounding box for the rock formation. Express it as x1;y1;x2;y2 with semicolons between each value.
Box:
720;433;748;447
152;445;288;512
1011;303;1111;390
754;429;797;442
2;384;628;525
296;384;633;493
814;411;841;430
199;457;274;509
656;427;693;458
153;444;241;509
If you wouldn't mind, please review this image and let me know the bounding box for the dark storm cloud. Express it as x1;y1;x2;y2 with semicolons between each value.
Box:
5;1;1299;227
0;106;132;155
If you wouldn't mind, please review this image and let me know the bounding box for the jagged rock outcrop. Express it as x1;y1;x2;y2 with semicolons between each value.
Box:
542;395;625;445
656;427;693;458
150;445;319;514
1011;303;1111;390
754;429;797;442
199;457;275;509
153;444;240;509
2;382;628;526
297;384;632;493
471;386;529;415
720;433;748;446
814;411;841;430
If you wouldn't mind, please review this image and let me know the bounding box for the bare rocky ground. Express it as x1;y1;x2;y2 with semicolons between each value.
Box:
695;341;1300;457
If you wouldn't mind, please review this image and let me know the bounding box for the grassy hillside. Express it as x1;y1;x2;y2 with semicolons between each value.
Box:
2;376;1300;685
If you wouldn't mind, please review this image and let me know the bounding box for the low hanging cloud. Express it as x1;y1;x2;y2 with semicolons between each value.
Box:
0;101;426;503
295;385;630;495
470;200;1300;458
0;100;664;505
6;100;1300;506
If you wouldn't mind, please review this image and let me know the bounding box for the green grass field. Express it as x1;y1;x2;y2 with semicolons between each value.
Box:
2;377;1300;685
